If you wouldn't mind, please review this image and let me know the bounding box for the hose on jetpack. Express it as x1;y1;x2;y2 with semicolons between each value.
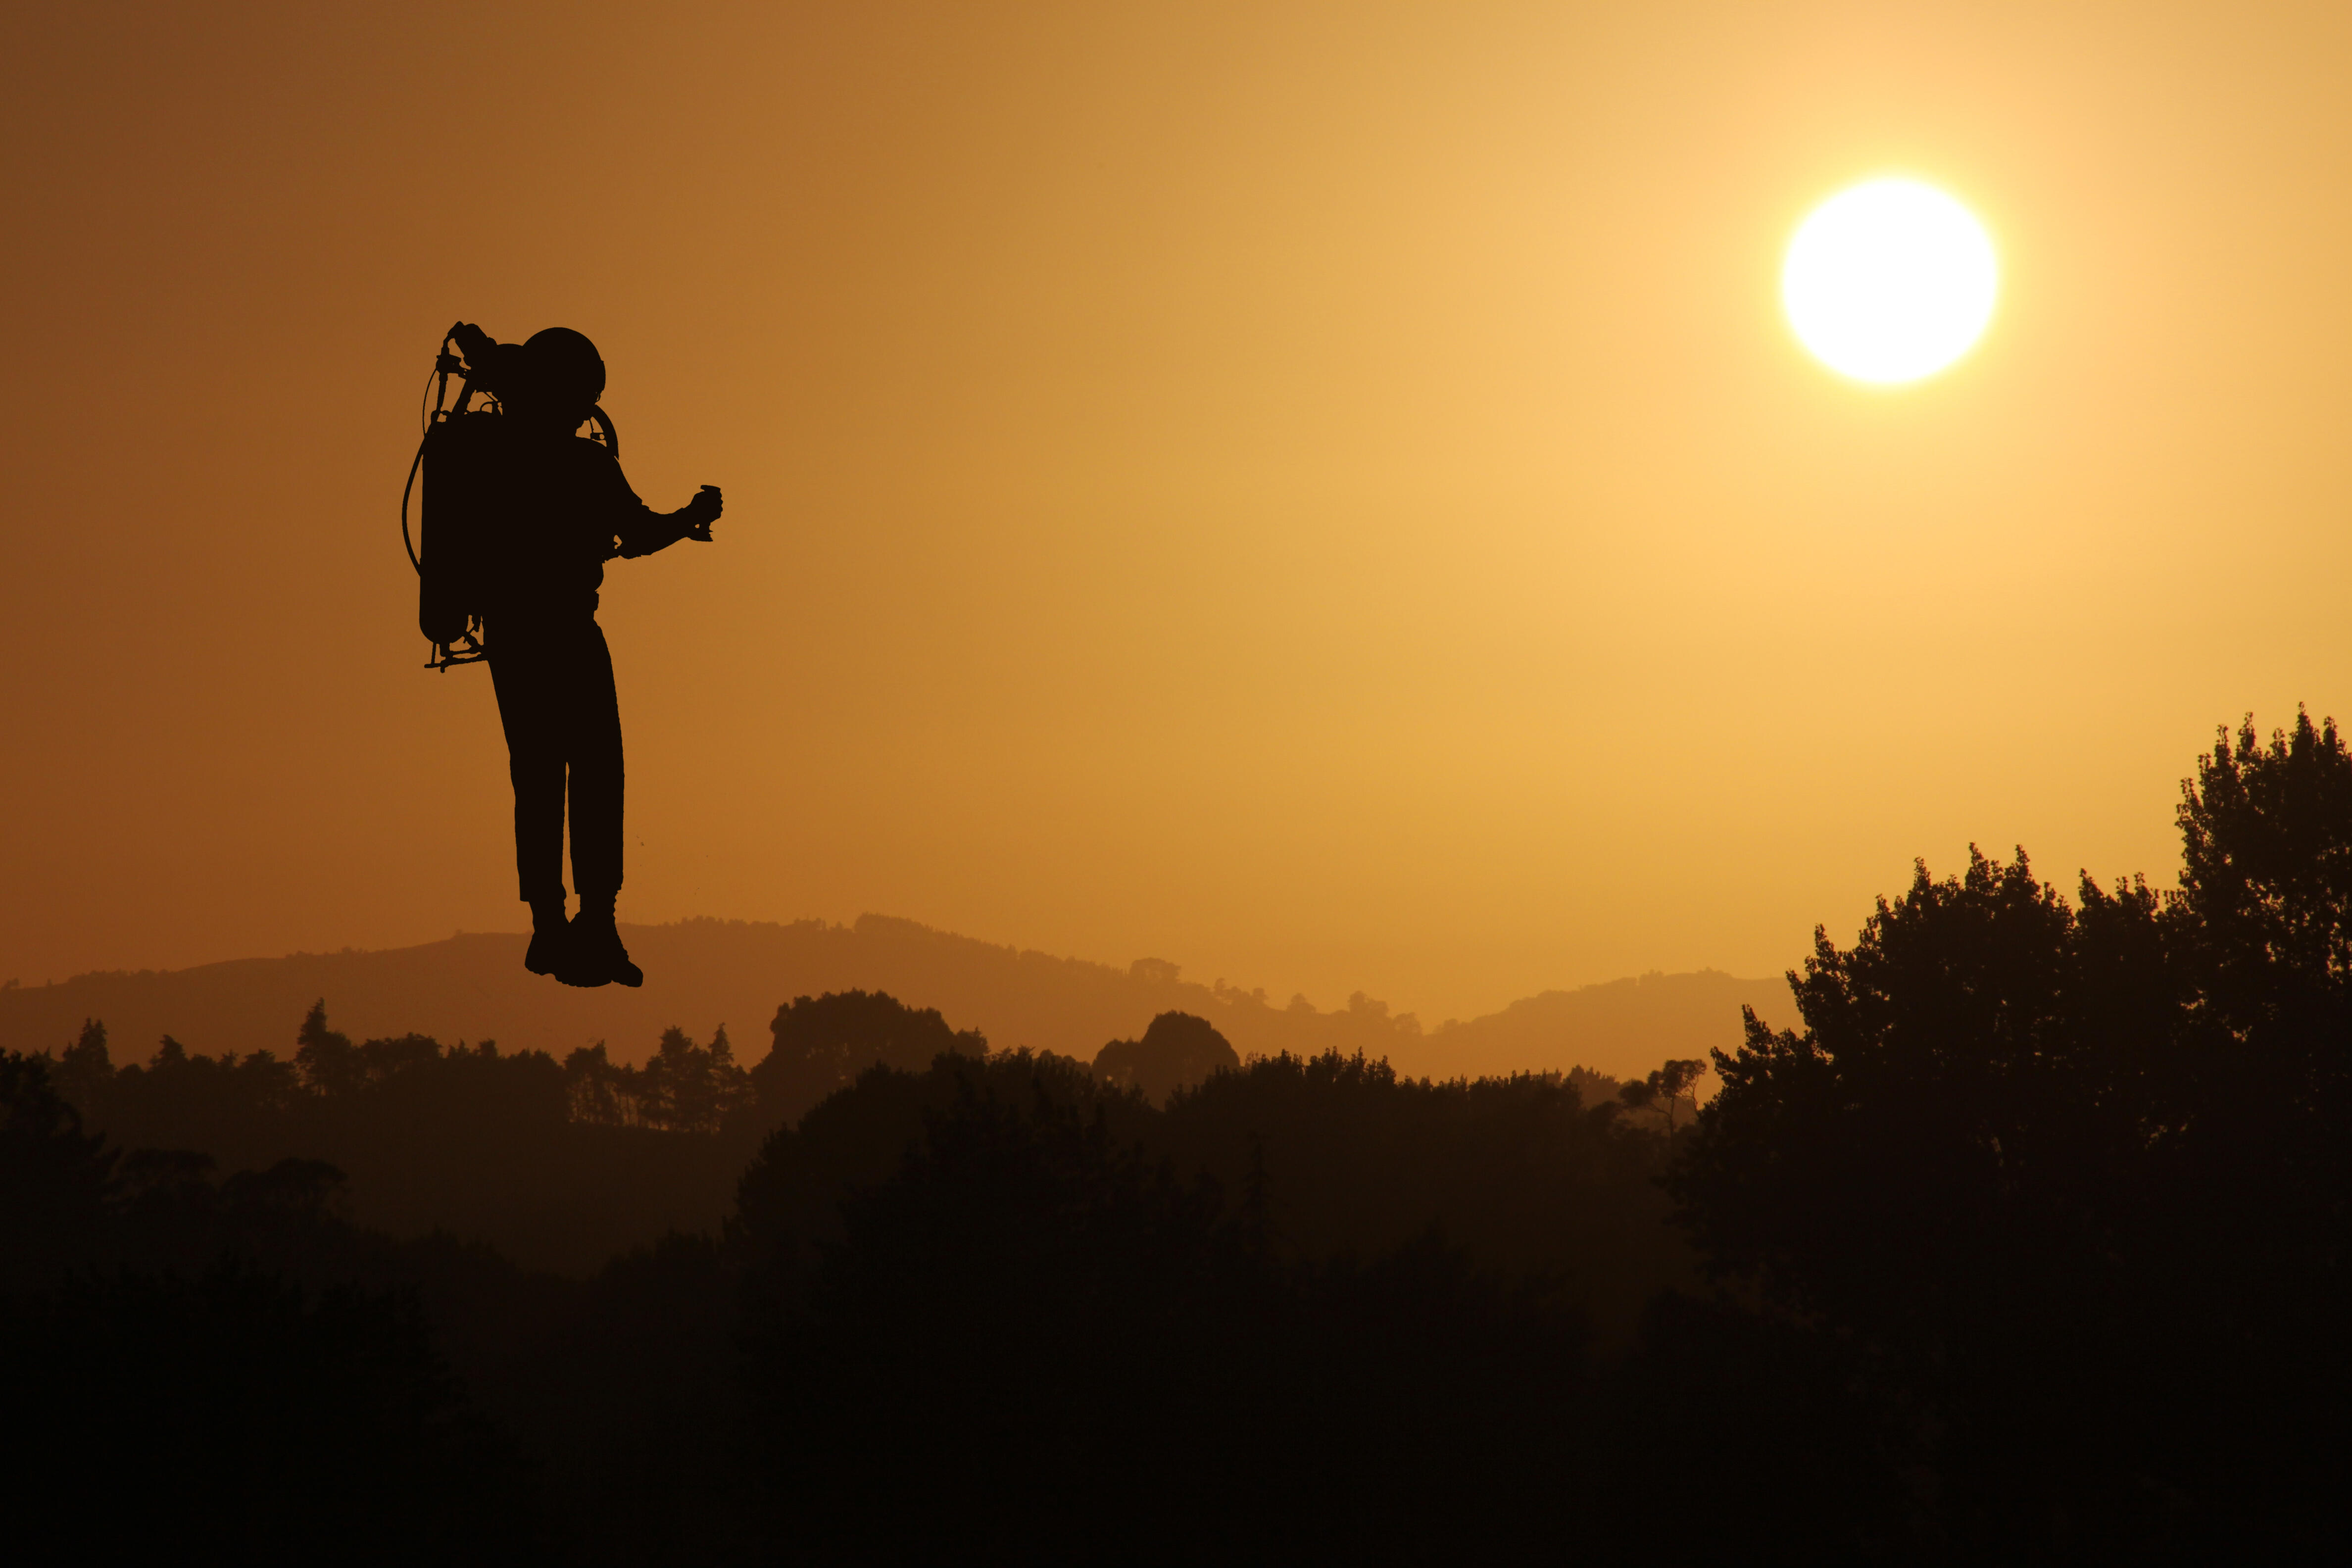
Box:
401;324;617;671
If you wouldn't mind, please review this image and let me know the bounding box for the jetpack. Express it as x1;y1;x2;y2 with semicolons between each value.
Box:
400;323;619;670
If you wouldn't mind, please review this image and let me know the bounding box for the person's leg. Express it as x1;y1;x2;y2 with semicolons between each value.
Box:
488;637;571;974
556;621;641;987
566;621;625;909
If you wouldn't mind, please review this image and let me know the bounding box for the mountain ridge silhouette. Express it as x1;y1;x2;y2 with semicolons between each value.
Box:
0;914;1778;1083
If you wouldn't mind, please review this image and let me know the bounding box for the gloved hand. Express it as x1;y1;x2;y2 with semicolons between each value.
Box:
684;485;723;541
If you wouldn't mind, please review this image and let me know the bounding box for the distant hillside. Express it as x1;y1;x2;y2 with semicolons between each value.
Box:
1423;970;1792;1081
0;914;1786;1085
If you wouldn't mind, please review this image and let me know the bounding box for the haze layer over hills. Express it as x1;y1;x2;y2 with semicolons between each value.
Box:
0;914;1776;1083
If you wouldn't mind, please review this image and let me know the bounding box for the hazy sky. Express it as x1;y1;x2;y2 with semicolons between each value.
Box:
6;1;2352;1023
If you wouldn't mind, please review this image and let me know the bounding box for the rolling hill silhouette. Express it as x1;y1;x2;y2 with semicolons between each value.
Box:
0;913;1777;1083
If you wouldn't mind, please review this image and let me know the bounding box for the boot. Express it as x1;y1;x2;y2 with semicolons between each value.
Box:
524;894;571;977
562;891;643;988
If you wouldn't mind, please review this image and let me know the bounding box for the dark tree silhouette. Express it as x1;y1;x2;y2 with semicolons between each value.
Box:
50;1016;111;1107
50;1004;748;1274
746;989;984;1128
564;1026;750;1132
37;704;2352;1558
2176;709;2352;1029
1673;849;2170;1347
1092;1008;1240;1102
639;1024;751;1132
0;1051;118;1296
1616;1056;1707;1131
1;1049;533;1558
295;996;362;1095
1668;715;2352;1551
744;1064;1594;1558
13;1262;528;1561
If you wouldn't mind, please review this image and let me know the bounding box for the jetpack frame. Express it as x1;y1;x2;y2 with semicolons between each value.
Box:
401;323;620;671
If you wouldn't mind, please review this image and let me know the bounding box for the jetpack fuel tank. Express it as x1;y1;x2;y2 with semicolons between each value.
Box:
417;406;503;652
402;326;618;670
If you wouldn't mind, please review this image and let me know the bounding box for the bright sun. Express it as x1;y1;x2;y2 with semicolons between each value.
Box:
1783;178;1998;385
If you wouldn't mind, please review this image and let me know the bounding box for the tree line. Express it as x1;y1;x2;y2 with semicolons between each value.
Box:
4;1020;1696;1560
52;1004;756;1138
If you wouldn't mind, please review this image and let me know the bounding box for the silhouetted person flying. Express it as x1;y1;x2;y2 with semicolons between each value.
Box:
450;324;722;987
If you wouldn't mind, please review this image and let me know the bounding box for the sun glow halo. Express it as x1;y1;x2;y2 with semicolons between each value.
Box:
1783;179;1998;385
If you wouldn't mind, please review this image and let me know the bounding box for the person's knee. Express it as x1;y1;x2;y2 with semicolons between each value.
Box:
510;752;564;789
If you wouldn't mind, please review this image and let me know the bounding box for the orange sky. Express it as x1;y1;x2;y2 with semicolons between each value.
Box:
6;1;2352;1024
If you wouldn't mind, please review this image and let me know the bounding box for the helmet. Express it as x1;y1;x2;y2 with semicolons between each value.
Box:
520;327;606;413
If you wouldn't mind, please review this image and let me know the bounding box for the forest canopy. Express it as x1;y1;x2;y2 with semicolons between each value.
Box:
8;713;2352;1557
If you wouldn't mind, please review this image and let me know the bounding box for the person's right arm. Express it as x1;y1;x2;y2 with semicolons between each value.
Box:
615;485;723;557
588;445;722;558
